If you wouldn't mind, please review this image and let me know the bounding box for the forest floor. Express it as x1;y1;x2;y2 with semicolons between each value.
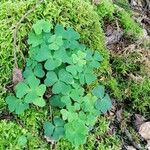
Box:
0;0;150;149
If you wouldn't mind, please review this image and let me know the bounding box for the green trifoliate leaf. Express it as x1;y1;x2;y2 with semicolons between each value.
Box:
70;86;84;102
86;50;103;68
60;109;78;122
34;63;45;78
6;96;29;114
58;69;74;84
50;95;65;108
44;58;61;71
26;75;40;88
72;50;86;66
54;48;72;64
43;117;65;141
15;82;30;98
28;46;39;59
33;19;52;35
55;24;66;36
61;95;72;106
27;32;43;47
53;126;65;140
15;75;46;107
64;120;88;146
53;116;65;127
23;59;45;78
23;67;34;79
48;35;63;50
34;44;50;62
64;27;80;41
81;94;97;112
33;97;46;107
95;94;112;113
44;71;58;86
55;24;80;41
52;81;68;94
92;85;105;99
66;65;77;76
26;58;37;68
43;121;55;138
79;67;97;84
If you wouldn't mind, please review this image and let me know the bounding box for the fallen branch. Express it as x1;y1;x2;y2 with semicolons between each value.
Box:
13;0;44;68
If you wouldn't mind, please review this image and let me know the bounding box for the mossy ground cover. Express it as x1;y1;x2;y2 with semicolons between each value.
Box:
0;0;149;149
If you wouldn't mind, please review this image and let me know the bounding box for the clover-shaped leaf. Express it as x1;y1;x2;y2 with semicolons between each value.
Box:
54;47;72;64
92;85;112;113
55;24;80;49
34;44;50;62
15;75;46;107
64;120;88;146
23;59;45;78
86;49;103;68
6;96;29;114
55;24;66;37
92;85;105;99
95;94;112;113
28;32;43;47
44;69;74;94
66;50;86;76
79;66;97;84
81;94;97;113
60;109;78;122
61;102;80;122
33;19;52;35
43;116;65;141
72;50;86;66
32;44;62;71
50;95;65;108
48;35;63;50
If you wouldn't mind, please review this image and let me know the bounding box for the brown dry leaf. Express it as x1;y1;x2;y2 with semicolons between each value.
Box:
139;122;150;140
134;114;146;130
116;108;123;122
13;67;23;85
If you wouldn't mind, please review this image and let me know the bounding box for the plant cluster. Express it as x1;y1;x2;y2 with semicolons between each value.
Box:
6;20;112;146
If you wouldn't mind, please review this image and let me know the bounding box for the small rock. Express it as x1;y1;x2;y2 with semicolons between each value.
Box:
139;122;150;140
146;140;150;150
126;146;136;150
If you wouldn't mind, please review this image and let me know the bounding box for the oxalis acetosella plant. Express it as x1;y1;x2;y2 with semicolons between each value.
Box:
6;19;112;147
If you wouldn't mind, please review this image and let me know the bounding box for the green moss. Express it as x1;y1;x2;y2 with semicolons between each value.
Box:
115;7;142;37
97;0;115;19
0;120;49;150
105;52;150;117
129;79;150;116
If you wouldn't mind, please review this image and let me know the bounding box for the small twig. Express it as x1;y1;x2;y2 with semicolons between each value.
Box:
13;0;44;68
